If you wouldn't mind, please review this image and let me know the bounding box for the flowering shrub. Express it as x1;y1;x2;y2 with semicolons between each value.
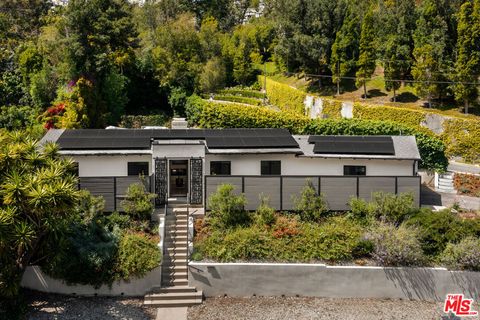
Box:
440;237;480;271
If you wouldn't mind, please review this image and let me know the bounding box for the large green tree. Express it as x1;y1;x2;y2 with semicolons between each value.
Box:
453;0;480;114
0;131;78;317
355;8;376;99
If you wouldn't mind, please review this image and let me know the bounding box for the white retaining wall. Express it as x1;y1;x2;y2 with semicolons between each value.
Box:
188;262;480;302
21;265;162;296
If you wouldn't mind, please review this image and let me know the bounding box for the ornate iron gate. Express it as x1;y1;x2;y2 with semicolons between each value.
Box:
190;158;203;204
154;158;168;206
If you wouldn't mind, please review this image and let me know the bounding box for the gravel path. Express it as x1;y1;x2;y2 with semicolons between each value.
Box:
188;296;450;320
25;291;156;320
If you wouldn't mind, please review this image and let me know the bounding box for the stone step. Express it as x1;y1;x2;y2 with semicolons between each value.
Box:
161;278;189;286
144;298;202;307
145;291;202;301
164;240;188;246
164;252;188;259
165;235;188;241
163;265;188;272
436;188;457;194
165;247;188;253
172;208;189;213
152;286;197;294
162;272;188;280
166;230;188;236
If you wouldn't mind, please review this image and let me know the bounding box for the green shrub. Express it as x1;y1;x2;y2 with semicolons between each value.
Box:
300;216;365;261
42;222;119;287
440;237;480;271
208;184;249;229
185;94;205;126
293;180;329;222
347;192;417;225
116;232;161;279
367;223;425;266
353;103;426;128
0;105;39;130
121;183;156;220
322;99;343;118
218;88;265;99
442;118;480;164
404;209;475;256
119;114;169;128
255;195;276;226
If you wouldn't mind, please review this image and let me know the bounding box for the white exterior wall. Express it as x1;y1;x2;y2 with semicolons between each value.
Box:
206;154;414;176
71;155;153;177
152;143;206;159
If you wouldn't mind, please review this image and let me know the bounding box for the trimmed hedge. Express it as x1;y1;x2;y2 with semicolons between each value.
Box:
119;114;170;128
213;95;263;106
260;76;306;114
187;98;448;172
353;103;426;128
218;88;265;99
322;99;343;119
442;119;480;164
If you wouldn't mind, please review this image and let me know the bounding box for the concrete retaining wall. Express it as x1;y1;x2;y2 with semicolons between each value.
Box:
189;262;480;301
21;265;161;296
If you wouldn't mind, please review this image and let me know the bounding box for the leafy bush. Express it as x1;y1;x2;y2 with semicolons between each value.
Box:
208;184;249;229
169;87;188;117
366;223;425;266
404;210;476;256
43;222;120;287
255;195;276;226
353;103;426;128
322;99;343;118
293;180;329;222
442;118;480;164
121;183;156;220
440;237;480;271
119;114;169;128
348;192;417;225
218;88;265;99
0;105;39;130
116;232;161;279
453;173;480;197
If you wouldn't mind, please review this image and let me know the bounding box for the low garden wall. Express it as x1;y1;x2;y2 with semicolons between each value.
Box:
188;262;479;301
21;265;162;296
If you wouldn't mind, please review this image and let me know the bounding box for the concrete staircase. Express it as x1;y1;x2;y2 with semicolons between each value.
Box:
436;172;456;194
144;202;202;307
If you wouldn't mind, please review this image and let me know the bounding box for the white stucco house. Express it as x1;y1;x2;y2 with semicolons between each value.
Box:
41;127;422;211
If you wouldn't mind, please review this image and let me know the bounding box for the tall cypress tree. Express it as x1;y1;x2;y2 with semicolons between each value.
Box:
355;8;376;99
453;0;480;114
330;6;360;95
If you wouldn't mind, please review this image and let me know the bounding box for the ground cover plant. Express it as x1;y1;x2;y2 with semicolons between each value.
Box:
193;183;480;271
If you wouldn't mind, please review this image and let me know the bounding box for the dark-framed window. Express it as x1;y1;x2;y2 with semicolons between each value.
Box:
343;165;366;176
128;162;149;176
210;161;231;175
261;161;281;175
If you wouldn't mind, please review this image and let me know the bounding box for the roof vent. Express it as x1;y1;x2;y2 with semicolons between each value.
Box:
171;118;188;129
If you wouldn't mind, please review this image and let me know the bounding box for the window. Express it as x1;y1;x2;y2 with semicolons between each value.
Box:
210;161;231;175
261;161;281;175
344;165;366;176
128;162;149;176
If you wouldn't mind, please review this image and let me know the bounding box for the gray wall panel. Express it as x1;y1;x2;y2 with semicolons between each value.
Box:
320;177;357;211
205;177;243;210
282;177;318;210
358;177;396;202
79;177;115;211
244;177;281;210
397;177;421;207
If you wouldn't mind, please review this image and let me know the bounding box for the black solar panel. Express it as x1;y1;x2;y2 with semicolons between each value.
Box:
310;136;395;155
56;128;299;150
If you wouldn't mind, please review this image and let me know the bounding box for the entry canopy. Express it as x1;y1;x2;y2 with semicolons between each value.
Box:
308;136;395;155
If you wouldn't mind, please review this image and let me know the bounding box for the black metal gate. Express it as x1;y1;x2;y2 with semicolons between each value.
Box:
190;158;203;204
154;158;168;206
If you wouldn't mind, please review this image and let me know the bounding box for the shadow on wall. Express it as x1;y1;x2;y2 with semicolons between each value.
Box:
384;268;439;301
420;185;442;206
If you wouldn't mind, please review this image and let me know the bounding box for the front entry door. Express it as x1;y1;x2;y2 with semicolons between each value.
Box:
169;160;188;197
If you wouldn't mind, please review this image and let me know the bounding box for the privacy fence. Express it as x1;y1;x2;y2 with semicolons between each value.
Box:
205;176;421;211
78;176;153;212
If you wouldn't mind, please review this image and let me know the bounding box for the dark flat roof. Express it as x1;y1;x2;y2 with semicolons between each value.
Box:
56;128;299;150
308;136;395;156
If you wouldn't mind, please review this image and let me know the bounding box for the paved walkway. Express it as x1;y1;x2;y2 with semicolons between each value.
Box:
448;161;480;175
156;307;187;320
421;185;479;210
